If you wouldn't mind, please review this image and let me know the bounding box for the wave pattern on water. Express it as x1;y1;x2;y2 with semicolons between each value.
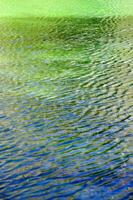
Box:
0;17;133;200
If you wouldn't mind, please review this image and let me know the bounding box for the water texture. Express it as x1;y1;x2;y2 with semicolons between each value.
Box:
0;6;133;200
1;0;133;17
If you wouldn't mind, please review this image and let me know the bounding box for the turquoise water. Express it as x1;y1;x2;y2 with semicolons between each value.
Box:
0;2;133;200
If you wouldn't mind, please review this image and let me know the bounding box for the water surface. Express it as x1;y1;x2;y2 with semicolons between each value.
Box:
0;8;133;200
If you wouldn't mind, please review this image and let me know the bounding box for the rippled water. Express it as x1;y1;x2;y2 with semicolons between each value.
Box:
0;16;133;199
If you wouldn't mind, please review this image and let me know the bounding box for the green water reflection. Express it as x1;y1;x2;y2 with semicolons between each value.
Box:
0;0;133;17
0;15;132;200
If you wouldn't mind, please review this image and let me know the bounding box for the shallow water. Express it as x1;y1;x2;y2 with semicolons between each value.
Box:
0;16;133;199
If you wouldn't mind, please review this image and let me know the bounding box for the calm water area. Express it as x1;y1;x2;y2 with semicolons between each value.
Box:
0;1;133;199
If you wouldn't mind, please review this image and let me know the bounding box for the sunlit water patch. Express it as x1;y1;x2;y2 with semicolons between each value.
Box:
0;16;133;199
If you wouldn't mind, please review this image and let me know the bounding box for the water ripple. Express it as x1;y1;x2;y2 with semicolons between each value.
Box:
0;16;133;199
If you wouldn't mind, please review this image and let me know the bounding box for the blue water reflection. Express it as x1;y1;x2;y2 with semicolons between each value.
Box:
0;17;132;199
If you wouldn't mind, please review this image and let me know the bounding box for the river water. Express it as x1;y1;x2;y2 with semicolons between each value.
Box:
0;16;133;199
